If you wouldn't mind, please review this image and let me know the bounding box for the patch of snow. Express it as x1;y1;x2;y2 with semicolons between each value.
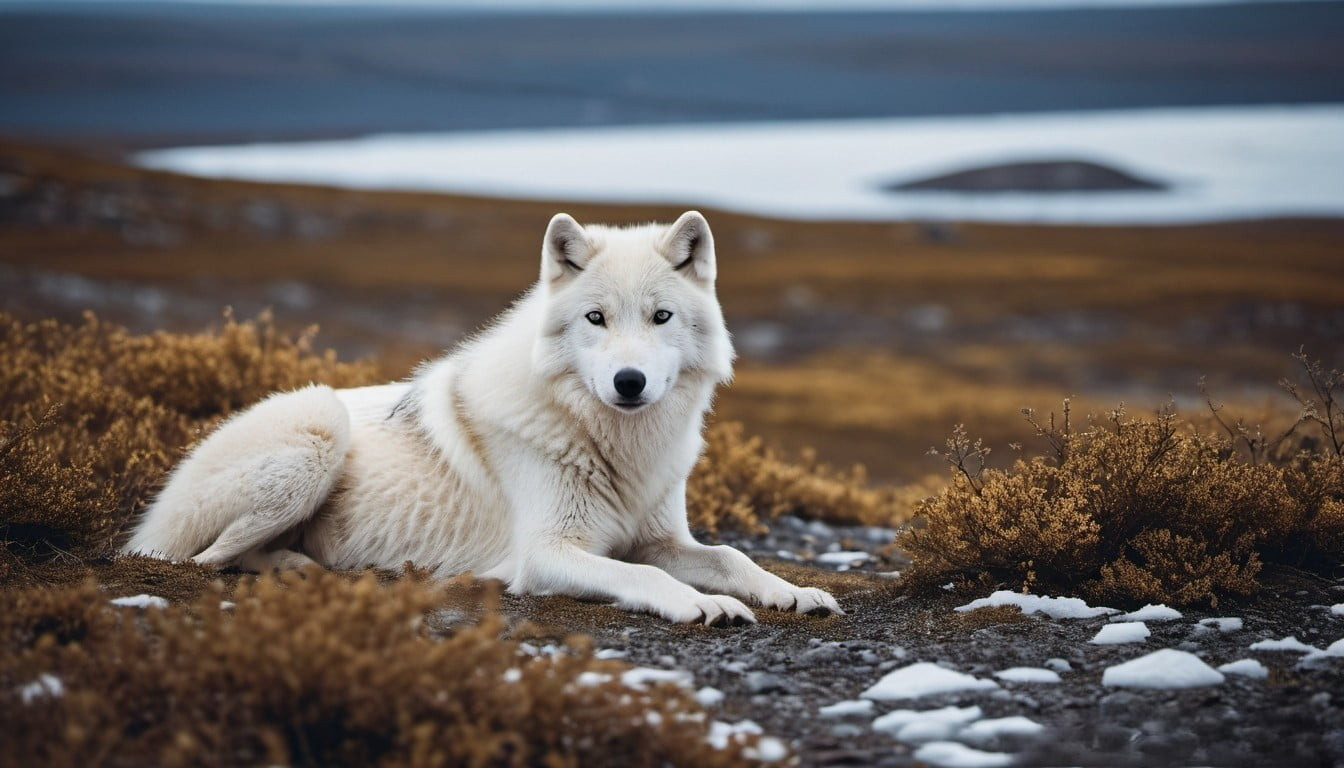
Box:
956;590;1118;620
695;686;725;707
912;741;1015;768
1249;636;1321;653
816;551;872;566
501;668;522;683
872;705;982;742
1217;659;1269;679
1301;638;1344;664
861;662;999;700
1044;658;1073;673
19;674;63;704
1090;622;1151;644
219;600;236;611
110;594;169;609
576;672;613;687
1332;604;1344;617
622;667;694;689
960;715;1046;743
1102;649;1225;689
138;106;1344;224
993;667;1061;684
1112;604;1182;622
820;699;875;718
707;719;763;750
593;648;626;660
1194;617;1243;634
744;736;789;762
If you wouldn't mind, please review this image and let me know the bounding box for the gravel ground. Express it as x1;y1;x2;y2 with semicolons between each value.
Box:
488;521;1344;767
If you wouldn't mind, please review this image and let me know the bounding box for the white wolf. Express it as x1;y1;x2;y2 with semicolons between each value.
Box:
123;211;841;624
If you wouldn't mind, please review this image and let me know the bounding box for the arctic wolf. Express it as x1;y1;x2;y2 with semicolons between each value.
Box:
124;211;841;624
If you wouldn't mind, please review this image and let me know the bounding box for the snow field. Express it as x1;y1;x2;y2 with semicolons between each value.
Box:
137;106;1344;224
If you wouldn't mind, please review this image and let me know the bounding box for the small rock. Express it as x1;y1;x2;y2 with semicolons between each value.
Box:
746;671;789;694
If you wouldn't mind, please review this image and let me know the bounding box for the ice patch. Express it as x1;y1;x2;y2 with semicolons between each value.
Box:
1090;622;1150;644
1194;617;1243;634
695;686;725;707
18;674;63;704
956;591;1118;620
994;667;1061;684
819;699;875;717
1112;604;1182;622
110;594;169;609
1102;649;1225;689
1248;636;1320;653
138;106;1344;224
861;662;999;700
816;551;872;566
872;705;983;742
912;741;1015;768
622;667;694;689
1217;659;1269;679
960;715;1046;743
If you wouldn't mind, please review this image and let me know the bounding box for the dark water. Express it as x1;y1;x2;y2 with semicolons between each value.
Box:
1;2;1342;146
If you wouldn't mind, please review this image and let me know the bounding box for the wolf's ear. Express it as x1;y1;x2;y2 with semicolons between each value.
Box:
662;210;715;284
541;213;591;284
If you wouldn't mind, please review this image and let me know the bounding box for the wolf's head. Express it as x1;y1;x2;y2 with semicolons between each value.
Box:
532;211;734;415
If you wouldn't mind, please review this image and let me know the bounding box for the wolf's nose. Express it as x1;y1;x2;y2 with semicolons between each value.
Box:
613;368;646;399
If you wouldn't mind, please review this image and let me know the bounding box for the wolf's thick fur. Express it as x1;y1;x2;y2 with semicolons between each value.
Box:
123;211;841;624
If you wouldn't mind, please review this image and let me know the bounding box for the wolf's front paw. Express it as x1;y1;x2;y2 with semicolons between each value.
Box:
653;592;757;626
756;585;844;616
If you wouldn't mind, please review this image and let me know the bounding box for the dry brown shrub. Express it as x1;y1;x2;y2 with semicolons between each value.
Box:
689;421;914;534
0;570;762;768
0;311;377;567
900;358;1344;607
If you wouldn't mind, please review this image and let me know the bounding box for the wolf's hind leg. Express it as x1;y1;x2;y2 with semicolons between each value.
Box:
124;385;350;565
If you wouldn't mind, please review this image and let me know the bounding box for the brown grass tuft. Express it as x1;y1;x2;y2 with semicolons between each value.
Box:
899;357;1344;607
0;570;763;767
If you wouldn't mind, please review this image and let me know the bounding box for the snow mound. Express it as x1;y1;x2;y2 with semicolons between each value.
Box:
1194;617;1243;634
1302;638;1344;664
621;667;694;689
872;705;983;743
993;667;1061;684
110;594;169;609
1248;636;1320;653
19;674;63;704
955;591;1118;620
912;741;1015;768
1090;622;1150;644
819;699;875;717
1217;659;1269;679
1112;604;1182;622
1102;649;1225;689
1044;658;1072;673
960;716;1045;743
861;662;999;700
695;686;725;707
816;551;871;565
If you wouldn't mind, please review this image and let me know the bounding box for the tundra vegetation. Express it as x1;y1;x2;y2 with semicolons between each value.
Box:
1;313;1340;765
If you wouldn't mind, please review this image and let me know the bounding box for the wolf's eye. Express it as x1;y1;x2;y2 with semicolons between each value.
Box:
585;310;605;326
653;309;673;325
